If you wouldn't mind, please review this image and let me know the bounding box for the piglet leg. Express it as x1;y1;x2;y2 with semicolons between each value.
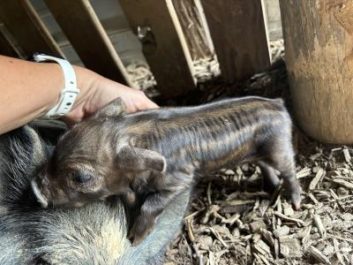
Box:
258;161;280;193
281;169;302;210
263;140;302;210
275;164;301;210
128;189;178;246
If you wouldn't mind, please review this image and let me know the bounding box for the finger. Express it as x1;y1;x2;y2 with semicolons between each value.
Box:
144;101;159;109
139;97;159;110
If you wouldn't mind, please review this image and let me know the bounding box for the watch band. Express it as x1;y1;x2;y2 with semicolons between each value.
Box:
33;53;80;118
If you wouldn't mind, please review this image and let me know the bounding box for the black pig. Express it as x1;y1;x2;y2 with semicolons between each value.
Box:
0;126;189;265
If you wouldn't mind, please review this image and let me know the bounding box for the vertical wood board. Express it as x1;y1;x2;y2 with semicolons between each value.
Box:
45;0;131;85
172;0;213;60
0;24;22;58
202;0;271;82
0;0;63;58
120;0;196;97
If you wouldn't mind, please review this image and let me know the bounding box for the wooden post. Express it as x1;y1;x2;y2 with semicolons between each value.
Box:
202;0;271;82
120;0;196;98
45;0;131;86
280;0;353;144
0;0;63;58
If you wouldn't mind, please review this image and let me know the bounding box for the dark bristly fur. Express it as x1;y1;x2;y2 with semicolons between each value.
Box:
0;126;190;265
32;96;302;245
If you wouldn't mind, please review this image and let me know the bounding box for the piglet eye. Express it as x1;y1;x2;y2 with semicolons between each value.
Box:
71;172;93;184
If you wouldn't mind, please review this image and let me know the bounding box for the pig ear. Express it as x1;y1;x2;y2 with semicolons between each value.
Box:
116;145;167;173
93;97;126;118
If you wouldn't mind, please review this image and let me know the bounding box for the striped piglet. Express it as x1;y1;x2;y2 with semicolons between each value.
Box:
31;96;302;244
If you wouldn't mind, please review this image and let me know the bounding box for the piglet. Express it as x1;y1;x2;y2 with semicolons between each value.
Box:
31;96;302;245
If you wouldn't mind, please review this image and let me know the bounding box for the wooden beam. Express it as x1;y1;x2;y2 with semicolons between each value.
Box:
0;33;17;57
172;0;213;60
120;0;196;97
202;0;271;82
45;0;131;85
0;24;23;58
0;0;63;58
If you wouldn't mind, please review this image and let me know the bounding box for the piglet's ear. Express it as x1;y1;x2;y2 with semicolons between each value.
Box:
116;145;166;173
93;97;126;118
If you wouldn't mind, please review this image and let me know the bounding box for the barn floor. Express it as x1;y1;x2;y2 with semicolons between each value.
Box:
162;48;353;265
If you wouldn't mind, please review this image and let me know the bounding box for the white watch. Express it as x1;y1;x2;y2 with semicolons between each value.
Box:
33;53;80;118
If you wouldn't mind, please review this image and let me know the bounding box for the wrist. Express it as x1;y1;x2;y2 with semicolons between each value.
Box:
34;54;80;118
61;66;102;121
72;66;97;108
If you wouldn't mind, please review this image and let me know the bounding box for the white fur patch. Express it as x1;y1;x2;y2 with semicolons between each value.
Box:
161;157;167;173
31;180;48;208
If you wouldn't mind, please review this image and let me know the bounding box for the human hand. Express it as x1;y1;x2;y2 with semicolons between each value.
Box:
63;67;158;124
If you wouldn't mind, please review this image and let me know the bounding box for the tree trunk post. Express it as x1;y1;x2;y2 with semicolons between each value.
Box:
280;0;353;144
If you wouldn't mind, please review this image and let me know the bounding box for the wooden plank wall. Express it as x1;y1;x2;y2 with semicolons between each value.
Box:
0;0;63;58
202;0;271;82
44;0;131;85
120;0;196;97
0;0;274;97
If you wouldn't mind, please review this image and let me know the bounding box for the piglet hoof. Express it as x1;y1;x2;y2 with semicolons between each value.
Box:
128;215;154;246
287;182;302;211
290;192;302;211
